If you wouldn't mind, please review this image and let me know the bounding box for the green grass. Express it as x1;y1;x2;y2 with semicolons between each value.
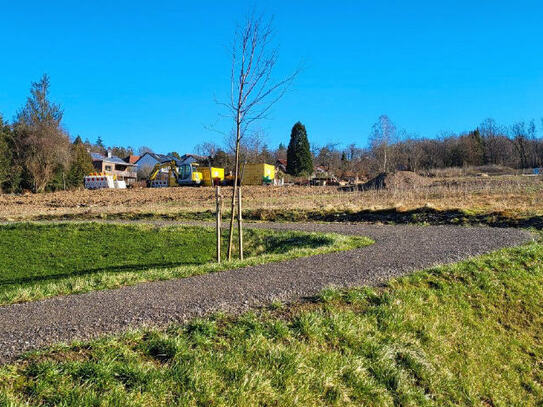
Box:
0;222;372;305
1;241;541;406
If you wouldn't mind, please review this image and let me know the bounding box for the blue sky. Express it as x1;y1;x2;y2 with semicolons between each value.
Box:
0;1;542;154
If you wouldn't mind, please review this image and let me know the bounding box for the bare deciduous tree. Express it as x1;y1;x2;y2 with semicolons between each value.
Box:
370;115;397;173
221;13;299;260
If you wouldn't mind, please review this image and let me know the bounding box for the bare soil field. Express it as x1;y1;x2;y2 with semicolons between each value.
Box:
0;175;542;222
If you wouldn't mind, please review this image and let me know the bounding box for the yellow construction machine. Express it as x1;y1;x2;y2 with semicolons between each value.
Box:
147;161;204;187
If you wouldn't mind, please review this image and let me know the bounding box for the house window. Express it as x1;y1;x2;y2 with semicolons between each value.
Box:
105;165;112;171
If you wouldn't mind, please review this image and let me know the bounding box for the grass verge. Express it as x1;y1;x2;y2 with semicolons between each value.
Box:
0;222;372;305
0;241;541;406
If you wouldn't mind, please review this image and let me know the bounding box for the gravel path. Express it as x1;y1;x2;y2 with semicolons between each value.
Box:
0;222;533;363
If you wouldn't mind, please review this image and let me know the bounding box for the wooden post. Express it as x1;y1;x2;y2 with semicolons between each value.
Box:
216;186;221;263
208;156;213;187
237;186;243;260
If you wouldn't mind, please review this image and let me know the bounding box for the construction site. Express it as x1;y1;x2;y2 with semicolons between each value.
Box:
84;151;278;190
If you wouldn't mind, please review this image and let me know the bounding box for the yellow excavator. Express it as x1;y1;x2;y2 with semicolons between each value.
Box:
147;161;203;187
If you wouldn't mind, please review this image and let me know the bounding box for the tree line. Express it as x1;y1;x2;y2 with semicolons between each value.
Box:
321;115;543;177
0;75;161;193
2;77;542;194
0;75;96;193
198;114;543;181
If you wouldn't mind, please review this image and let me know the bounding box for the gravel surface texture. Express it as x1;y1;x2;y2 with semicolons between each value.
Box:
0;222;533;363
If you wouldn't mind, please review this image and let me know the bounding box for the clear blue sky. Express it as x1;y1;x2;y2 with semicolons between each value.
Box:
0;1;542;154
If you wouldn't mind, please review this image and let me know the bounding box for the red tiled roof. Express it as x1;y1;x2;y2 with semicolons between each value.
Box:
125;155;140;164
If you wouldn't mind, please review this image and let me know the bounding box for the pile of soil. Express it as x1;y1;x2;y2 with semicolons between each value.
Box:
359;171;429;191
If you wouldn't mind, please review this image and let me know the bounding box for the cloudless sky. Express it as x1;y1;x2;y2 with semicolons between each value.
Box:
0;0;542;154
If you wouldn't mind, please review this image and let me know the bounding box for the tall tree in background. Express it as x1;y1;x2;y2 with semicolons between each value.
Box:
67;136;94;187
275;142;287;160
222;12;299;260
13;75;71;192
286;122;313;176
462;129;485;167
95;137;106;154
370;115;397;173
0;115;13;191
510;121;534;169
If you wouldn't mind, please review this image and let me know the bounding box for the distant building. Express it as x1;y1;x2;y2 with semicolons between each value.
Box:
134;152;183;172
91;151;137;185
178;154;207;165
134;152;207;179
124;155;140;164
275;159;287;173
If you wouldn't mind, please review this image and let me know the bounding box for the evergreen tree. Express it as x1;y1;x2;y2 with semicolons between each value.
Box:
275;142;287;160
286;122;313;176
96;136;105;149
67;137;94;187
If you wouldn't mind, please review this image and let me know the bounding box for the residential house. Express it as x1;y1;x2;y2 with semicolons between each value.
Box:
178;154;207;165
91;151;138;185
135;152;182;172
124;155;140;164
275;159;287;174
134;152;207;179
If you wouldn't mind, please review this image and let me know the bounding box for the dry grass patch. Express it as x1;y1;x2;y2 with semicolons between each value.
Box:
1;175;543;222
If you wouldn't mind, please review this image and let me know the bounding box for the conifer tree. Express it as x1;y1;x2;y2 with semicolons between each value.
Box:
67;136;94;187
286;122;313;176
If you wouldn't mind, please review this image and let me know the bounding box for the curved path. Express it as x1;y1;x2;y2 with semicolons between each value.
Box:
0;222;533;363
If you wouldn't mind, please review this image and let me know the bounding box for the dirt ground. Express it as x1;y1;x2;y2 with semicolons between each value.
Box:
0;175;542;221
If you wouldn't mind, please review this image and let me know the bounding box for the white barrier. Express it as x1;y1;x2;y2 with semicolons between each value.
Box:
84;175;116;189
114;180;127;189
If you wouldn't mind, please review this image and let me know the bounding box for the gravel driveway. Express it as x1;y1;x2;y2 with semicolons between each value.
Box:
0;222;533;363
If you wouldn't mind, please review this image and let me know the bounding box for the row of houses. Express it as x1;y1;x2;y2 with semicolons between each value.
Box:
91;151;204;185
91;150;360;187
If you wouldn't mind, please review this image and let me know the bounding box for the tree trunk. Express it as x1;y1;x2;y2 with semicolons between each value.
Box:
227;118;241;260
216;186;221;263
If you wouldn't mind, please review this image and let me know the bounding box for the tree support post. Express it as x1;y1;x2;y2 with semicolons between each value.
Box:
237;186;243;260
216;186;222;263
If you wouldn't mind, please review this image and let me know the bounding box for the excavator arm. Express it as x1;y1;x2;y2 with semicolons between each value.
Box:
147;161;180;187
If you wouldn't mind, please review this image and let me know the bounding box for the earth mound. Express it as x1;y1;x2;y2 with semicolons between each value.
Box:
359;171;429;191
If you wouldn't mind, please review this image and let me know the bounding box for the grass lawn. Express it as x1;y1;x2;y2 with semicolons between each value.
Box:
1;241;541;406
0;222;372;305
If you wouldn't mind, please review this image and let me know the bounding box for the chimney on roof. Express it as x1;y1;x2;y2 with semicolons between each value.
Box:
107;149;112;158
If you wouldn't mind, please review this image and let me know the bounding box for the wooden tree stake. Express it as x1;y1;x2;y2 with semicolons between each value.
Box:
237;186;243;260
216;186;221;263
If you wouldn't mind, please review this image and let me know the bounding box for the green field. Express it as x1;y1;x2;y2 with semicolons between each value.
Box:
1;241;541;406
0;222;372;305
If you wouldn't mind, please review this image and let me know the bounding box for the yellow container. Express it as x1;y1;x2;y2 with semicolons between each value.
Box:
242;163;275;185
199;167;225;186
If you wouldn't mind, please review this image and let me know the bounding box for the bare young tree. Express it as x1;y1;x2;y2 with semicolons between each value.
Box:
221;13;299;260
369;115;397;173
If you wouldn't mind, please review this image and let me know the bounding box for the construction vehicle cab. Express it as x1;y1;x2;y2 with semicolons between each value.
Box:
178;163;203;186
